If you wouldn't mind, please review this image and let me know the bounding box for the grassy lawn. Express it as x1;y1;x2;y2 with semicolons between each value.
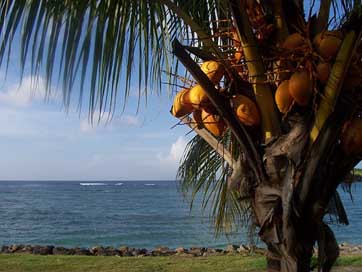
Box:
0;254;361;272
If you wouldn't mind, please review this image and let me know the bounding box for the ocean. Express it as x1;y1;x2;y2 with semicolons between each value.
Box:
0;180;361;249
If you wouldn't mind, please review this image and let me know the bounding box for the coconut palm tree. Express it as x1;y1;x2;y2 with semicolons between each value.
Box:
1;1;362;271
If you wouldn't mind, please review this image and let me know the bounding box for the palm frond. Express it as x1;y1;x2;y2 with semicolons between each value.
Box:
0;0;232;116
177;133;252;235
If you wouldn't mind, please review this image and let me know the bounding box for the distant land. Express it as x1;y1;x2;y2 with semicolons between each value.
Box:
353;168;362;182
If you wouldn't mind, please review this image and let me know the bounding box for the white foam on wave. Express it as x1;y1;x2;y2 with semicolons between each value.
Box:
144;183;156;186
115;183;124;186
79;183;107;186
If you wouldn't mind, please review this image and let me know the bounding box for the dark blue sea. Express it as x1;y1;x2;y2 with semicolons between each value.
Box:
0;180;361;249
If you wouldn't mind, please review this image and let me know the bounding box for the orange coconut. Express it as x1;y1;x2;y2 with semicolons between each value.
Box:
171;88;193;118
200;60;224;84
289;69;313;106
275;80;293;113
232;95;260;126
313;30;343;59
201;110;226;137
282;33;306;49
316;62;331;84
188;84;209;109
341;118;362;155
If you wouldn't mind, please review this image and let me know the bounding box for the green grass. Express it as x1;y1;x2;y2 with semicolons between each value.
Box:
353;168;362;176
0;254;266;272
0;254;361;272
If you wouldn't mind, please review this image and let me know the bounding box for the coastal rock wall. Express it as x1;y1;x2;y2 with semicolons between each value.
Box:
1;243;361;257
0;244;261;257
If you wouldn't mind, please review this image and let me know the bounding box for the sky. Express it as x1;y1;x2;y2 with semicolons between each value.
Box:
0;2;360;181
0;48;191;181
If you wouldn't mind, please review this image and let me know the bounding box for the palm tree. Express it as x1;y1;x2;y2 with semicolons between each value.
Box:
1;1;362;271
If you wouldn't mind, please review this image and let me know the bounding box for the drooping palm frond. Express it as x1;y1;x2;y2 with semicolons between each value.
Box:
177;133;252;235
0;0;228;117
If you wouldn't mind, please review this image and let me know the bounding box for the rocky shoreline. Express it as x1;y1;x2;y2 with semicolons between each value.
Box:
1;243;362;257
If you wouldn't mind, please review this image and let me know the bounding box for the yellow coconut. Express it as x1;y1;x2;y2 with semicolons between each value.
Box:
232;95;260;126
188;84;209;109
275;80;293;113
289;69;313;106
316;62;331;84
201;61;225;84
171;88;193;118
282;33;306;49
201;110;226;137
313;30;343;59
341;118;362;155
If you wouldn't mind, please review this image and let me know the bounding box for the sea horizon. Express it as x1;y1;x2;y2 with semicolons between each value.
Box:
0;180;361;249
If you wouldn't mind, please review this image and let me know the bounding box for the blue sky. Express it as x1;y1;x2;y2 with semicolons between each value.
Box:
0;54;191;181
0;2;360;180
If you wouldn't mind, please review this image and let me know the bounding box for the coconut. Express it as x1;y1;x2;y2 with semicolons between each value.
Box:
282;33;306;49
289;69;313;106
232;95;260;126
341;118;362;155
171;88;193;118
275;80;293;113
201;61;224;84
188;84;209;109
316;62;331;84
313;31;343;59
201;110;226;137
234;50;243;63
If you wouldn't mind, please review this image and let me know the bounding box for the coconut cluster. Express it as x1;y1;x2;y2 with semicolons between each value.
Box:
275;30;344;114
170;60;260;137
277;30;362;155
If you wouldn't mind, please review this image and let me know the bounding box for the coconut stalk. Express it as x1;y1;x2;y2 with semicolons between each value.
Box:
310;30;358;142
172;39;266;184
179;115;236;167
272;0;289;44
159;0;239;80
230;0;281;140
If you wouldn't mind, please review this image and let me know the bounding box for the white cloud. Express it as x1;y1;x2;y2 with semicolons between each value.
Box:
0;76;57;107
80;112;141;133
158;136;187;165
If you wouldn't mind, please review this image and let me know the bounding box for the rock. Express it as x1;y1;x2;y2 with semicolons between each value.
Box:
73;247;91;256
90;246;100;255
238;244;250;252
16;245;33;254
188;247;206;256
119;246;133;256
131;248;148;256
91;246;119;256
53;247;74;255
206;248;224;256
226;244;238;253
352;246;360;252
9;244;24;253
0;245;10;253
152;246;174;256
175;247;186;254
32;245;53;255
